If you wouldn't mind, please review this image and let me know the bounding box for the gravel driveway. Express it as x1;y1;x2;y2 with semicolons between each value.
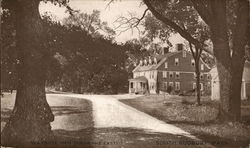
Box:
49;94;197;139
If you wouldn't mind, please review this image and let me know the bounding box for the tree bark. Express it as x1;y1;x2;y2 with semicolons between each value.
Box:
210;0;233;121
1;0;54;146
210;0;249;122
195;59;201;106
189;42;202;105
229;0;249;121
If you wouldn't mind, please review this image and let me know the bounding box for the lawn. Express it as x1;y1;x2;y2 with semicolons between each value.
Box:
120;95;250;148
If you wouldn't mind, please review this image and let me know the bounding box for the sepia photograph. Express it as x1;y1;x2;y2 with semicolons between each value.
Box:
1;0;250;147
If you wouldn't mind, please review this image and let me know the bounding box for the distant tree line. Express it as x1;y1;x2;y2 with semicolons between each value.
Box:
1;9;147;94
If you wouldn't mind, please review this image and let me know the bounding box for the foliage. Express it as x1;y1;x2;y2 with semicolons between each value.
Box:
143;0;249;121
1;10;129;94
123;39;151;78
63;10;116;40
0;8;18;91
43;14;129;94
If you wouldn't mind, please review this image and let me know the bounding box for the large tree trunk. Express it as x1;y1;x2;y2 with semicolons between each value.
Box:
211;0;249;122
1;0;54;146
229;0;249;121
210;0;233;121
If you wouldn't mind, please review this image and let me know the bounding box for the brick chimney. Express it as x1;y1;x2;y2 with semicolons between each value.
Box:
162;47;169;55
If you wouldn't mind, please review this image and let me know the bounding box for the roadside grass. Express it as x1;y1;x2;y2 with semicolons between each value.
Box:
120;95;250;148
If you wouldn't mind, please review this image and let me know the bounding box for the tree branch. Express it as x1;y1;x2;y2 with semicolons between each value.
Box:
114;8;149;36
143;0;213;55
191;0;212;26
134;8;149;27
189;42;196;59
144;0;200;48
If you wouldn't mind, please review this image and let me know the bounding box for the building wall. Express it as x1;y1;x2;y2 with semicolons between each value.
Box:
210;65;250;100
246;82;250;99
211;80;220;100
158;71;210;93
157;51;210;72
132;50;211;94
157;51;211;94
133;70;157;94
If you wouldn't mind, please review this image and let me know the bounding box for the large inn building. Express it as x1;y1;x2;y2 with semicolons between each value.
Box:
129;44;211;95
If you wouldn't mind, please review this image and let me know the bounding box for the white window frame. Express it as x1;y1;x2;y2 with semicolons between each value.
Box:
207;74;210;80
191;59;195;66
175;82;180;90
175;72;180;79
163;71;167;78
200;83;204;91
169;82;174;87
164;82;168;89
193;82;196;89
193;73;196;79
169;71;173;78
200;73;203;79
183;50;187;57
201;64;204;70
175;58;179;66
165;62;168;68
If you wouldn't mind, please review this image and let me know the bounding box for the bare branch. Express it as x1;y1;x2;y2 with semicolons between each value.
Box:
134;8;149;27
114;8;149;36
105;0;115;10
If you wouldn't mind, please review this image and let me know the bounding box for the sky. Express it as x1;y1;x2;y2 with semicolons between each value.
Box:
39;0;185;44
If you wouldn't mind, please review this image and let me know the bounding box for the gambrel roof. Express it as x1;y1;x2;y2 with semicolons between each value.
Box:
133;50;211;72
133;52;179;72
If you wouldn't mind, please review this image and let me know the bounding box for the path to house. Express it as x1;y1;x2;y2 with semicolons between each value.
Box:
49;94;198;139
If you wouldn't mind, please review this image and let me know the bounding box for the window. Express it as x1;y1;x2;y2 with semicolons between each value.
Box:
175;82;180;90
169;72;173;78
164;82;168;89
207;74;210;80
200;83;204;91
169;82;174;87
130;82;133;88
201;64;204;70
150;82;153;90
175;72;180;79
193;83;196;89
183;50;187;57
200;74;203;79
193;73;196;79
163;71;167;78
140;82;143;88
175;58;179;66
134;73;138;78
152;83;155;90
191;59;195;66
165;62;168;68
